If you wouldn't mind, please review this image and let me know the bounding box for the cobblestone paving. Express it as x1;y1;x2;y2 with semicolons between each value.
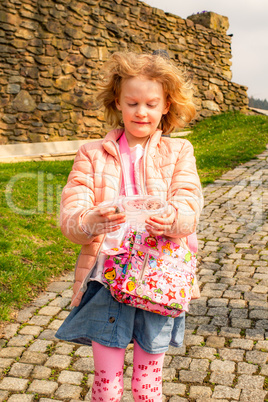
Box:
0;149;267;401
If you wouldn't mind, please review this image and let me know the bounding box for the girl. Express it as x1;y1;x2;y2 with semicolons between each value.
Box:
56;52;203;401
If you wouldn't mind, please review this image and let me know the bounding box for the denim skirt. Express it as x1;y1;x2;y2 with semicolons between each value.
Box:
55;281;185;354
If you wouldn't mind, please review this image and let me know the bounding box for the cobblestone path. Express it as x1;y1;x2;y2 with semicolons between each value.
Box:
0;149;267;402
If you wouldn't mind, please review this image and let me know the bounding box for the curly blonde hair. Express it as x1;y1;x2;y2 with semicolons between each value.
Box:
97;51;196;135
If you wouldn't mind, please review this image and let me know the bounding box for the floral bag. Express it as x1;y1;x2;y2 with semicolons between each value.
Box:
102;229;197;318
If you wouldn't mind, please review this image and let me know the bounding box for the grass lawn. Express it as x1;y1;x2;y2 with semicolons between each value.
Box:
0;112;268;322
186;111;268;185
0;159;79;322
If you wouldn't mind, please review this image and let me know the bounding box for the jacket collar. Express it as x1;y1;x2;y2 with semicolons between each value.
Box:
102;128;124;158
102;128;163;157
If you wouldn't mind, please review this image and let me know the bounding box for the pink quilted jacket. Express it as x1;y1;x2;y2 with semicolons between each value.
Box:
60;128;203;306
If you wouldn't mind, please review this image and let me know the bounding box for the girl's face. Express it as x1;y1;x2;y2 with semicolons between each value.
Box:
115;76;170;147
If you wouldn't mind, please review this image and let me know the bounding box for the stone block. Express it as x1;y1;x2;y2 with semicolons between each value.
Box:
49;296;71;308
74;345;93;357
58;370;84;385
254;340;268;351
7;84;20;94
206;336;225;348
0;390;8;402
54;76;76;92
246;350;268;365
0;347;24;359
196;325;218;336
32;365;52;379
229;339;254;350
190;358;209;371
28;315;51;326
0;358;14;370
184;334;204;347
229;309;248;319
45;354;72;369
219;348;244;362
42;318;59;333
250;309;268;319
55;384;82;399
38;329;57;341
0;377;28;392
28;379;58;396
170;356;191;369
42;112;68;123
212;385;241;400
80;45;98;59
9;362;34;377
260;365;268;375
237;362;258;375
8;335;33;347
73;357;95;372
231;318;252;328
236;374;264;390
162;382;186;396
239;389;268;402
20;351;48;365
45;19;62;34
19;325;42;337
65;25;85;39
12;90;37;112
2;323;20;339
246;328;265;340
189;385;212;399
208;298;228;307
209;371;235;386
210;360;235;373
55;343;74;355
162;367;176;381
179;370;207;383
28;340;53;353
189;346;217;360
219;327;241;338
34;56;57;66
6;395;34;401
0;10;19;25
57;311;70;320
61;93;92;109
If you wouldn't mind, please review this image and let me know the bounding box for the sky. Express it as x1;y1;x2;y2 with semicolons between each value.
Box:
143;0;268;100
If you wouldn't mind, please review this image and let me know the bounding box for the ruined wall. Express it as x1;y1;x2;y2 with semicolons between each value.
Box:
0;0;249;144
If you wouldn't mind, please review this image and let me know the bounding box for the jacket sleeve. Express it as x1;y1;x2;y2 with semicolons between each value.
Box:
166;139;203;238
60;145;99;245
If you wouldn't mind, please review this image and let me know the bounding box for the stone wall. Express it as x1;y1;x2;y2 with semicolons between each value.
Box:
0;0;249;144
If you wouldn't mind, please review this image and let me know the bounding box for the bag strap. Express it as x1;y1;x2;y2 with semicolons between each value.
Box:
118;133;137;197
119;133;197;254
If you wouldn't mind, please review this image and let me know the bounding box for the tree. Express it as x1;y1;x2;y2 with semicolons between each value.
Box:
248;96;268;110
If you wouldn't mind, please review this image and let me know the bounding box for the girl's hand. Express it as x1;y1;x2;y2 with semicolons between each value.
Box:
81;206;126;236
144;206;175;237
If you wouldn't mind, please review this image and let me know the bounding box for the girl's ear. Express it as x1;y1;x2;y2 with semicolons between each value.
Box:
115;98;122;111
163;101;171;115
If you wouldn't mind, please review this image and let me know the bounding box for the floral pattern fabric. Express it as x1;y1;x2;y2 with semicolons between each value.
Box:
102;229;197;318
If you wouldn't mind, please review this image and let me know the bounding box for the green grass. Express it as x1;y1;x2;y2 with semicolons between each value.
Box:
0;112;267;322
187;112;268;185
0;160;80;321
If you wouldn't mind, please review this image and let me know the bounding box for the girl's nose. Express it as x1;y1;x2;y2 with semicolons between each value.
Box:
136;105;147;117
